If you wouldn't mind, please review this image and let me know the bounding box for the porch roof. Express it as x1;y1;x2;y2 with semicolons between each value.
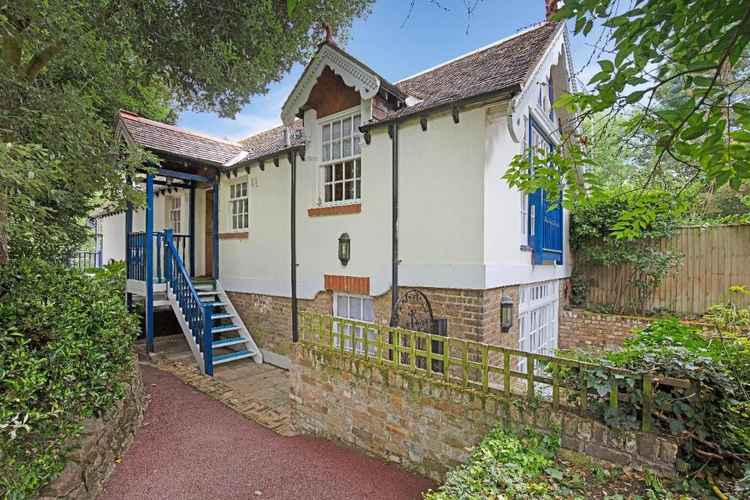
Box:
116;110;249;167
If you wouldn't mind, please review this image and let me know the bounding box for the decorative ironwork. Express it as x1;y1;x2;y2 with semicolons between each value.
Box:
391;289;435;333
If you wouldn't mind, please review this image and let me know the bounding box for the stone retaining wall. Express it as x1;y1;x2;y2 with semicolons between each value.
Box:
38;357;146;499
290;344;679;482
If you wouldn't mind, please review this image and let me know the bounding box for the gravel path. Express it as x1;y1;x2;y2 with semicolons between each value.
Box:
101;365;434;500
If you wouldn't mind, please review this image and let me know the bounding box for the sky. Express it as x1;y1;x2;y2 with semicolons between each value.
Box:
177;0;600;141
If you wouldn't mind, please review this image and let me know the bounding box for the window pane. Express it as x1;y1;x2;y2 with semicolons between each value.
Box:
332;121;341;140
344;181;354;200
337;296;348;317
230;185;235;198
350;297;362;319
353;135;360;155
342;117;352;137
324;165;332;182
356;159;361;177
345;160;354;179
322;124;331;143
335;183;343;201
363;298;374;322
243;213;248;229
342;137;351;157
322;144;330;162
242;182;247;196
356;179;361;199
232;215;237;230
353;114;361;131
324;184;332;202
335;163;343;181
332;140;341;160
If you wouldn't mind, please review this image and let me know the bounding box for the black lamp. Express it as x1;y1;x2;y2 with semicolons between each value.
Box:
338;233;350;266
500;295;513;332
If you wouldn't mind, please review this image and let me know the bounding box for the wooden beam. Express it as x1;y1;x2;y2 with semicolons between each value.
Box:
155;168;212;183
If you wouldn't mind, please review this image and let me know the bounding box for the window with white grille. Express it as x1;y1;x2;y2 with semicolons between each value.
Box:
168;197;182;234
320;112;362;205
518;280;559;373
229;180;249;231
333;293;376;356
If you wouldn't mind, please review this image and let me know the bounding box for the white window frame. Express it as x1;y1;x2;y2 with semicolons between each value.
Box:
319;108;362;207
332;293;376;356
518;280;559;370
228;178;249;232
167;195;182;234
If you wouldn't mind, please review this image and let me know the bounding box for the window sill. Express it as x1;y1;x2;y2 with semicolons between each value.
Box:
219;232;249;240
308;203;362;217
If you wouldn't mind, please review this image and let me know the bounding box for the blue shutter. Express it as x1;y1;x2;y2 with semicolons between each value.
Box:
528;120;563;265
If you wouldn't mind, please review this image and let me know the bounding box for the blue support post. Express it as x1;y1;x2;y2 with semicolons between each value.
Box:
189;183;196;277
145;174;155;353
125;201;133;311
203;304;213;375
165;229;173;286
212;175;220;279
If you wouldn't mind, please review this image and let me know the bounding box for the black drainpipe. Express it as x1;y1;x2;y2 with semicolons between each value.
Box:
290;149;299;342
389;122;399;325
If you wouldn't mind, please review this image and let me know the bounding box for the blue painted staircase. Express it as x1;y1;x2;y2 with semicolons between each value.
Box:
162;229;262;375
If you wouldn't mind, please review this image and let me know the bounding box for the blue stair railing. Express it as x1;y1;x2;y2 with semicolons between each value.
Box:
127;231;192;282
163;229;213;375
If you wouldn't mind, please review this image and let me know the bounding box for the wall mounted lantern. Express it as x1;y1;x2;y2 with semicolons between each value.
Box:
500;295;513;332
338;233;350;266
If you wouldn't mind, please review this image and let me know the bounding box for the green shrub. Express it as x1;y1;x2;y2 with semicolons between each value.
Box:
561;317;750;477
424;428;560;499
0;259;138;499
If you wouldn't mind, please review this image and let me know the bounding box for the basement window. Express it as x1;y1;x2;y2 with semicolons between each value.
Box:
320;112;362;205
332;293;376;356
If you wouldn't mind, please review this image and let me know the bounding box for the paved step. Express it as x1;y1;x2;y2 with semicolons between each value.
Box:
211;336;246;349
212;349;256;365
212;324;241;334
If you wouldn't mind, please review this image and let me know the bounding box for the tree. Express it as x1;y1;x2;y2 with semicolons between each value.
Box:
0;0;372;263
504;0;750;237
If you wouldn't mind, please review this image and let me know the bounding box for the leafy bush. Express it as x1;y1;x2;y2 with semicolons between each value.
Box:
424;428;560;499
0;259;138;498
561;316;750;477
571;189;684;313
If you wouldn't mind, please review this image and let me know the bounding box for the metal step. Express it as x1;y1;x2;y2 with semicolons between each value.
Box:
203;301;227;307
212;336;246;349
197;290;221;296
212;313;235;320
212;349;256;365
212;324;240;334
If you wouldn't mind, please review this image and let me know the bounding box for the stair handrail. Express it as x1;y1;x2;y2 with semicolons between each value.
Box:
164;229;213;375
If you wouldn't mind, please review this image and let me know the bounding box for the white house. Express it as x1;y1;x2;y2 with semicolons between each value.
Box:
94;18;574;374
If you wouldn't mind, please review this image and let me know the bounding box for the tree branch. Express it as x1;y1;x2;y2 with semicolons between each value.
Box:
23;41;65;80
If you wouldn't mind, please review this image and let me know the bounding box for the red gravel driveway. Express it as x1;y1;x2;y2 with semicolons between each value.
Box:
101;365;435;500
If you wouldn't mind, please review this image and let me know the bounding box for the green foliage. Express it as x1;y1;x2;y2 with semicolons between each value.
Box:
423;428;560;499
505;0;750;237
0;260;138;498
562;314;750;476
571;189;684;312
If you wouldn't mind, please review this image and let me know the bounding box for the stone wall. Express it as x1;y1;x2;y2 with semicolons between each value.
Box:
229;284;521;358
290;344;679;482
39;358;146;500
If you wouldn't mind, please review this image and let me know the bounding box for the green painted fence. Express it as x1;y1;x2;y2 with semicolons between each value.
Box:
299;312;693;433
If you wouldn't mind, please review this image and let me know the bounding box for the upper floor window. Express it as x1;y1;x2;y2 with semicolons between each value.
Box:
229;180;249;231
547;76;555;122
321;112;361;205
168;196;181;234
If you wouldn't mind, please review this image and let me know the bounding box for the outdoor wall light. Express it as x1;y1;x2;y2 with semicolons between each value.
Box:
338;233;350;266
500;295;513;332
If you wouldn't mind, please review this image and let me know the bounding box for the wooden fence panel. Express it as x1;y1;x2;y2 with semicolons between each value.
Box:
580;224;750;316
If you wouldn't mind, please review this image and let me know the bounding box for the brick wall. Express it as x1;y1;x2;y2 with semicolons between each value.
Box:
229;284;521;358
290;344;679;481
558;308;652;351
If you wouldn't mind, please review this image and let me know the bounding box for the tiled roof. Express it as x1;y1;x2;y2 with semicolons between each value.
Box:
117;111;247;166
384;21;560;121
238;119;304;161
